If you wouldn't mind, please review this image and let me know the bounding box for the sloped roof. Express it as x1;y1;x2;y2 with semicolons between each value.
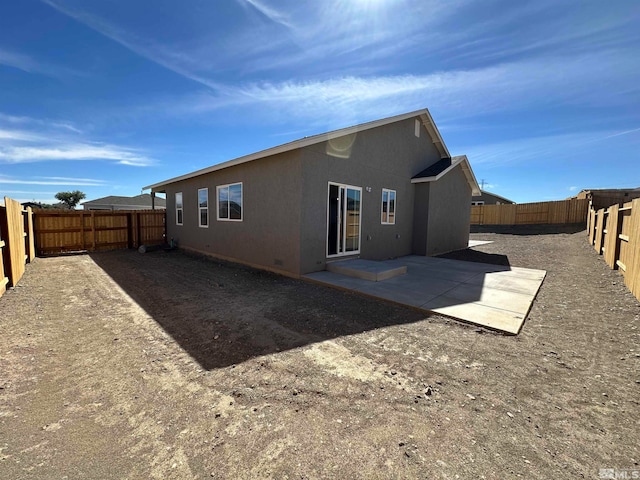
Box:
480;190;515;204
412;157;452;179
412;155;481;196
143;108;452;192
82;194;166;207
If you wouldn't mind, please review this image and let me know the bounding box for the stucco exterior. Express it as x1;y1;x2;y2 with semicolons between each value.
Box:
425;165;473;255
164;150;303;276
147;109;480;277
298;117;442;274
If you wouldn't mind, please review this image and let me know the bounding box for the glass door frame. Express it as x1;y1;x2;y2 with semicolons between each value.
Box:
326;182;363;258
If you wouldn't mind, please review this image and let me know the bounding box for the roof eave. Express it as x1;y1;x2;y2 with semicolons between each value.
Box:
411;155;481;196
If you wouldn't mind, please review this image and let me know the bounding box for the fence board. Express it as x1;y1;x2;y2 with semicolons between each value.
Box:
1;197;27;287
624;199;640;299
0;239;7;296
34;209;165;255
588;209;596;245
471;198;588;225
594;208;605;254
603;204;620;269
588;198;640;302
25;207;35;262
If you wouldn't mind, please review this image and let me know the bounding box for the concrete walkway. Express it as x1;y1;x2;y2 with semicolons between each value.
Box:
304;256;546;334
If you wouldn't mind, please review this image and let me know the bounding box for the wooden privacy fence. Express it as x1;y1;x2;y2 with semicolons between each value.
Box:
471;198;589;225
34;210;166;256
587;198;640;302
0;197;36;295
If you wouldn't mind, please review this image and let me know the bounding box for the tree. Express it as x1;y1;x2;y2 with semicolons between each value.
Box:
55;190;86;210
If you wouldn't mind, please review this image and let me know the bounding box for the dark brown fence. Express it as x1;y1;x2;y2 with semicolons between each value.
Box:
0;197;36;294
471;198;588;225
34;210;166;256
588;199;640;302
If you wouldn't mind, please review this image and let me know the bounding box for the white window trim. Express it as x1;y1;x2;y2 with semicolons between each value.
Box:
326;182;363;258
216;182;243;222
381;188;396;225
198;188;209;228
175;192;183;226
472;201;485;206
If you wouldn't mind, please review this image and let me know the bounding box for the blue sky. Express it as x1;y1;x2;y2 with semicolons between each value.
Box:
0;0;638;205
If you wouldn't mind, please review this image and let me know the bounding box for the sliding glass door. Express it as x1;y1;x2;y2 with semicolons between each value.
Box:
327;183;362;257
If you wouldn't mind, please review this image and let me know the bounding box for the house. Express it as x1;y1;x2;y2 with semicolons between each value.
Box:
21;201;45;209
573;188;640;210
143;108;481;277
82;194;166;211
471;190;515;206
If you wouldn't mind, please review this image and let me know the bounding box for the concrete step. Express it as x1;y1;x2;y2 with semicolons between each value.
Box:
326;259;407;282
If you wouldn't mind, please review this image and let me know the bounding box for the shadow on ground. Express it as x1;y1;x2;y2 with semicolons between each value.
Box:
89;250;434;370
470;223;586;235
438;249;510;266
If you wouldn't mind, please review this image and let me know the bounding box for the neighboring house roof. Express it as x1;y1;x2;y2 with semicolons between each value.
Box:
143;108;473;193
479;190;515;204
21;201;44;208
411;155;481;196
82;194;166;209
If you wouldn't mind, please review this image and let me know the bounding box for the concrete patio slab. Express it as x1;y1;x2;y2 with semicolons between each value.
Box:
469;240;494;247
304;256;546;334
326;258;407;281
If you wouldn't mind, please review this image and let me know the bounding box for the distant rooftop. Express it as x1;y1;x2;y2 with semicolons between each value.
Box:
82;194;166;208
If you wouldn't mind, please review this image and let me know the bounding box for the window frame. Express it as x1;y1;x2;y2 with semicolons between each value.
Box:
472;201;485;206
198;188;209;228
216;182;243;222
175;192;183;226
381;188;396;225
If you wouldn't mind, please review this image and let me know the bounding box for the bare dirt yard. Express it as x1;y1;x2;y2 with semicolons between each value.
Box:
1;228;639;479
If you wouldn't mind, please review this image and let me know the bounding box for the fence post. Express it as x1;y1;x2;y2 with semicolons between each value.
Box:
24;206;35;262
624;199;640;299
604;204;620;269
79;211;85;251
594;208;605;254
136;212;142;248
91;211;96;251
0;205;8;294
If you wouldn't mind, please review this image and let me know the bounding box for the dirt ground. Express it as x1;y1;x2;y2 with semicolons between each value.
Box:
1;228;639;479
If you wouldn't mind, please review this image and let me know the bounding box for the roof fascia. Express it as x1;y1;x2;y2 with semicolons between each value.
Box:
411;155;482;196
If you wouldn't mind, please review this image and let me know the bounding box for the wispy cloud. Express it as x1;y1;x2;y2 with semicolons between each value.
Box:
157;45;638;131
41;0;464;85
0;47;85;78
602;127;640;140
0;143;153;166
0;48;38;73
0;117;154;166
460;127;640;168
1;190;57;195
0;175;108;186
236;0;293;29
40;0;640;140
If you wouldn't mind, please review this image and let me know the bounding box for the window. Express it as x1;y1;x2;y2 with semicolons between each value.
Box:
217;182;243;221
175;192;183;225
198;188;208;227
472;201;485;206
381;188;396;224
